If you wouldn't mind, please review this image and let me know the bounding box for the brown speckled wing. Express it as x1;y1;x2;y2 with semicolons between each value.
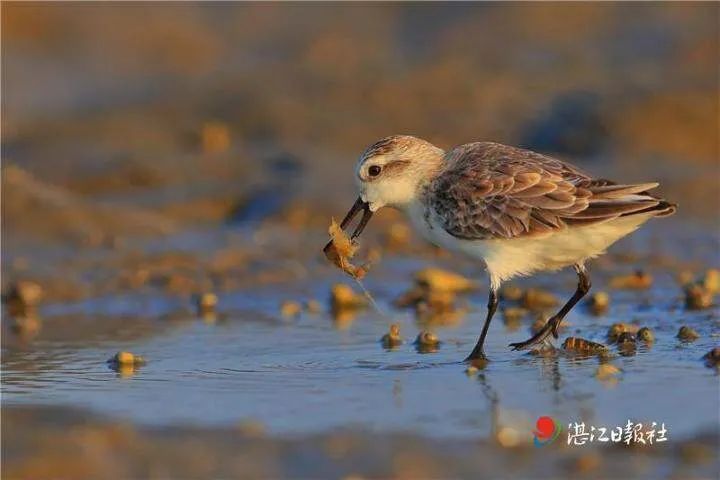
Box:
430;142;664;240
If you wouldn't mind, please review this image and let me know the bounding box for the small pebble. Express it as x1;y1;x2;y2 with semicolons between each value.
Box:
380;324;403;348
414;268;475;293
637;327;654;343
616;334;637;356
702;347;720;368
108;351;146;366
414;331;440;353
415;330;439;346
616;332;636;344
607;323;639;342
684;284;714;310
677;325;700;341
415;290;456;313
196;292;218;314
587;291;609;315
280;300;302;318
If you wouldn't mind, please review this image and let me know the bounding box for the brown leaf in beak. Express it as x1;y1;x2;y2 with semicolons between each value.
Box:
324;219;369;279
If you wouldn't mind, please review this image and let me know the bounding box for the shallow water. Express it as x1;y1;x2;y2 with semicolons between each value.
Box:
3;235;719;441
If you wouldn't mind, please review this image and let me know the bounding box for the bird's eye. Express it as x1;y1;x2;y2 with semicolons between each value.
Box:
368;165;382;177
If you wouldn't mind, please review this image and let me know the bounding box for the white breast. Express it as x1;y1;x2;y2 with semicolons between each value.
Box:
405;201;653;288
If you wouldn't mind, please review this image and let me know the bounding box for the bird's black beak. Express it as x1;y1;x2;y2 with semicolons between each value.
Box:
323;197;373;253
339;197;373;240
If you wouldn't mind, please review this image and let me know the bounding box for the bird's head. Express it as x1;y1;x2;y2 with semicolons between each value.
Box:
356;135;445;212
331;135;444;242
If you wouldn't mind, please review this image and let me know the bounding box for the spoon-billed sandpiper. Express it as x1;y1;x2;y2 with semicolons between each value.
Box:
332;135;676;361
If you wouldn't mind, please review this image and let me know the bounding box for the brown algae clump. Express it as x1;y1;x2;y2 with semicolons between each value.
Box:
380;324;403;348
562;337;608;354
637;327;654;343
324;219;369;279
677;325;700;341
609;270;653;290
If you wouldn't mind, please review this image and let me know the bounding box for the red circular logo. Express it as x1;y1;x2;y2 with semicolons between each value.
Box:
535;416;556;439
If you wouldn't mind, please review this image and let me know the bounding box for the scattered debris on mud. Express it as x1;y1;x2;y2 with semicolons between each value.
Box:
380;324;403;349
562;337;608;355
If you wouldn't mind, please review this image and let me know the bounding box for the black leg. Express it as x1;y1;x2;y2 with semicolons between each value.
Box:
509;264;591;351
465;288;498;361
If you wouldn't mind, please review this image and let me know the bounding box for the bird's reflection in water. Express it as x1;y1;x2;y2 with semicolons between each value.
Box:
392;379;403;408
476;372;500;439
331;308;357;330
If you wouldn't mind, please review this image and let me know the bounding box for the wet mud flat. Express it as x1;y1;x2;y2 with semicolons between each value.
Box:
3;155;719;478
2;216;720;478
3;405;718;479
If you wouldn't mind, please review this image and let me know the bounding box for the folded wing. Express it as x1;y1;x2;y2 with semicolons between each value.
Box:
431;142;674;240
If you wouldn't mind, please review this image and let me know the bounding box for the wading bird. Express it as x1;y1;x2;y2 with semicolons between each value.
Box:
331;135;676;361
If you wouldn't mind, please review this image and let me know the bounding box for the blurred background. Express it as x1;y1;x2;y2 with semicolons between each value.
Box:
2;4;719;479
3;2;718;246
